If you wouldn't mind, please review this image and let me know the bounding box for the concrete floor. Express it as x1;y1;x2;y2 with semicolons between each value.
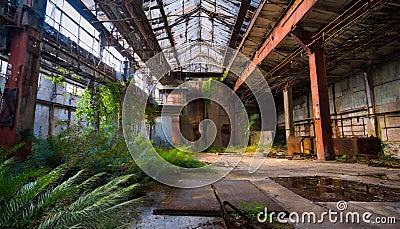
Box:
220;154;400;228
131;154;400;228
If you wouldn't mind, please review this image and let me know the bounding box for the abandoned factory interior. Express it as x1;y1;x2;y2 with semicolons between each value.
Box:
0;0;399;228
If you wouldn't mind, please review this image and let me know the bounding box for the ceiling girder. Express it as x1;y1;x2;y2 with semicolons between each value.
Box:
233;0;316;91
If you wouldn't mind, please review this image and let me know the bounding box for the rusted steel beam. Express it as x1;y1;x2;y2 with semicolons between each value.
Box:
41;29;117;82
0;0;47;157
308;41;334;160
233;0;317;91
289;29;334;160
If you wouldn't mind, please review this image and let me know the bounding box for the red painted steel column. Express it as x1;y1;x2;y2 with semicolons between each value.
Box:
0;1;46;158
308;42;334;160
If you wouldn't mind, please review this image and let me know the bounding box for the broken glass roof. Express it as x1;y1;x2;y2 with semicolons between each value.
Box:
143;0;256;72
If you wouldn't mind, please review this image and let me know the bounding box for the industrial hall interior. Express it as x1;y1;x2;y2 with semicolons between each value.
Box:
0;0;400;228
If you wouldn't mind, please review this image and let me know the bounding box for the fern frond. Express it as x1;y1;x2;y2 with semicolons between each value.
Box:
22;169;87;220
0;157;16;171
0;166;64;227
75;172;105;192
38;175;140;229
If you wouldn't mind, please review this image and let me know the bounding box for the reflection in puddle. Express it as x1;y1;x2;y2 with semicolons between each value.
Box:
271;176;400;202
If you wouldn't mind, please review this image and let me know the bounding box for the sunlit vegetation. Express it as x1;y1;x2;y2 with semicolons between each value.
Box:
155;147;206;168
0;80;205;228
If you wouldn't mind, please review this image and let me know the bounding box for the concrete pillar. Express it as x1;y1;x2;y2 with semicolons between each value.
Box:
308;42;335;160
283;86;294;139
0;0;47;158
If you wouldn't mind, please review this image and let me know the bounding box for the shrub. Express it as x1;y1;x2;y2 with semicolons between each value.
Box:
155;147;206;168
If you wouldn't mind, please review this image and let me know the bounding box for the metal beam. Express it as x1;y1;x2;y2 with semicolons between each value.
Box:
308;41;334;160
227;0;251;48
125;1;161;53
233;0;317;91
224;0;266;73
0;0;47;157
155;0;180;65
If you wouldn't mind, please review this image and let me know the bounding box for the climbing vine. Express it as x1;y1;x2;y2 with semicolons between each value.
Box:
44;67;69;86
76;88;95;124
76;81;124;130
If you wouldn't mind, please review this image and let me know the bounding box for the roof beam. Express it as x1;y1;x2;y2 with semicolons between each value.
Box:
224;0;267;70
233;0;317;91
124;1;161;53
155;0;180;65
227;0;251;48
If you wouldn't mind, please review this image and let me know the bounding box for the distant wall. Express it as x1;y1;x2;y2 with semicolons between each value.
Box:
277;57;400;157
34;74;81;137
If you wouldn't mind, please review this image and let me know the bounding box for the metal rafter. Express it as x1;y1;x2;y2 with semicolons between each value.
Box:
155;0;175;47
155;0;180;65
124;0;161;53
94;0;161;61
227;0;251;48
224;0;267;72
233;0;317;91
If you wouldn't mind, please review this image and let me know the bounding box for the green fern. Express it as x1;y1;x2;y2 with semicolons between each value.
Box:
0;142;25;161
0;157;141;228
0;156;49;202
0;165;64;227
38;175;141;229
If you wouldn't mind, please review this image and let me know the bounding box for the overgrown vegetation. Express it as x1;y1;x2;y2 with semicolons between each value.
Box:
0;128;144;228
237;200;266;219
228;201;293;228
0;158;140;228
155;147;206;168
76;81;124;130
0;78;209;228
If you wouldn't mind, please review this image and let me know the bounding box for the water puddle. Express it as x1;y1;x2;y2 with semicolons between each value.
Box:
270;176;400;202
